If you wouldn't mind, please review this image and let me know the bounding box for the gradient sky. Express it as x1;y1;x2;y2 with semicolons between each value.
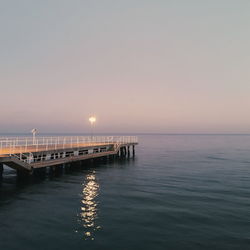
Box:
0;0;249;134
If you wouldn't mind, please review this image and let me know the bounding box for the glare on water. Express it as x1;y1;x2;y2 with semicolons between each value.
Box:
79;171;100;240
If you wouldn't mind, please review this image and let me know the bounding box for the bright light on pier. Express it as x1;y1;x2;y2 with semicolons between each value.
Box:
88;116;96;125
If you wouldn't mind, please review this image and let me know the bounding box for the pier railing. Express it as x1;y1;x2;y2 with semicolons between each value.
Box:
0;136;138;155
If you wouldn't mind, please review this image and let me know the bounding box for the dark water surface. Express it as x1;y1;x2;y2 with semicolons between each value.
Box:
1;135;250;250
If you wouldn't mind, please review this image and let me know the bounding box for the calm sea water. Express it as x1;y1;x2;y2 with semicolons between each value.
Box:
1;134;250;250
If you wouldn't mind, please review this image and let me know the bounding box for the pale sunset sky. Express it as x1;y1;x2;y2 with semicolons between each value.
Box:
0;0;249;134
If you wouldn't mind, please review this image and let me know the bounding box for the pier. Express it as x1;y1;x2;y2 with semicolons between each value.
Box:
0;136;138;177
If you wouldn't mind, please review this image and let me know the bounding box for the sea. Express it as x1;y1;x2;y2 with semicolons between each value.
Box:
0;134;250;250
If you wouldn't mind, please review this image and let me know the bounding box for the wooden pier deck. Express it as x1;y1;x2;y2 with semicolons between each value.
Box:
0;136;138;177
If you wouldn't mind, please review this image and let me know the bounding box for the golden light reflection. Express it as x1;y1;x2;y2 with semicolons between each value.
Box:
78;171;100;240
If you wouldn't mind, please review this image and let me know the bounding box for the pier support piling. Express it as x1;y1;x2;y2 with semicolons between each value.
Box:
49;166;56;175
33;167;46;178
120;147;125;157
127;146;130;157
64;163;72;173
0;163;3;179
17;169;30;179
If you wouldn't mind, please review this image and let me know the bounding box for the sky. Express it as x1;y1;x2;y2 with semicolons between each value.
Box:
0;0;249;134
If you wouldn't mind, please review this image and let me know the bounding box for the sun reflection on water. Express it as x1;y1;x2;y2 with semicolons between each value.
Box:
78;171;100;240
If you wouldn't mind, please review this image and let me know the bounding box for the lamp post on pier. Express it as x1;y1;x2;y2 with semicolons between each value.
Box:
88;116;96;139
31;128;38;145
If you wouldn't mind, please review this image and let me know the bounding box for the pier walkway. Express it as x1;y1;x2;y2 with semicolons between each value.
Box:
0;136;138;176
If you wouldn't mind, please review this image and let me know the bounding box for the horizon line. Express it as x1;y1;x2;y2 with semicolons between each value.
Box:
0;132;250;136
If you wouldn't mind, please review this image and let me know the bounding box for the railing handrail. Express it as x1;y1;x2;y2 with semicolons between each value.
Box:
0;136;138;155
0;136;138;144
